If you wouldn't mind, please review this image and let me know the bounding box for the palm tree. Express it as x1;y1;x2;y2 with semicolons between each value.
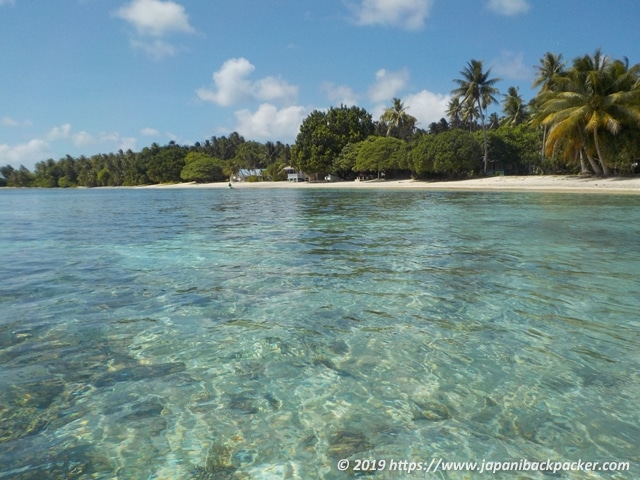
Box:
502;86;527;126
532;52;566;93
536;50;640;175
380;98;417;139
446;97;463;128
452;60;501;173
488;112;500;130
461;102;480;131
531;53;566;164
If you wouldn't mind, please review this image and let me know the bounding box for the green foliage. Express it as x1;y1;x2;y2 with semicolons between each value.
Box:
452;59;501;172
354;136;406;177
263;161;287;181
234;141;267;169
197;133;245;160
533;49;640;175
501;86;528;126
7;49;640;186
180;152;225;183
4;135;289;188
33;159;61;187
334;142;362;178
409;135;435;176
599;126;640;173
428;118;450;135
486;125;541;174
411;130;481;177
294;105;375;176
145;142;187;184
97;168;111;187
1;164;34;187
57;176;75;188
380;98;417;139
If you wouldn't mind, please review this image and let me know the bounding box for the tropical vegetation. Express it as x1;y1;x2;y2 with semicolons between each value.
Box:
2;49;640;188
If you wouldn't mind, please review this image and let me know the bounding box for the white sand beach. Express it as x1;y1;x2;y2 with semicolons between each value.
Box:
143;175;640;194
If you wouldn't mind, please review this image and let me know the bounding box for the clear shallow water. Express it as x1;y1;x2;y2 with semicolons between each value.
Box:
0;187;639;479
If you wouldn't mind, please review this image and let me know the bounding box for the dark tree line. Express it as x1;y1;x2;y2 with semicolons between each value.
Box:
1;135;292;187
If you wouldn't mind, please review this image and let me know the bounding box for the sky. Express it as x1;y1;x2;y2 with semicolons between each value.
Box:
1;0;639;170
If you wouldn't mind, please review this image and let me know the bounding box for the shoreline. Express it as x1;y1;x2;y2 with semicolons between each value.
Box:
139;175;640;194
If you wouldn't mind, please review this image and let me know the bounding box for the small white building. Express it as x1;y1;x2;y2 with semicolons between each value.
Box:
284;166;307;182
233;169;265;182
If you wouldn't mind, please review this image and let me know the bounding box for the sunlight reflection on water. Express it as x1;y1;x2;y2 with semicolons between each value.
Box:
0;188;639;479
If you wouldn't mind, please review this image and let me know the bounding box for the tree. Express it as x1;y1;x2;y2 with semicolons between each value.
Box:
460;101;480;131
380;98;417;139
428;118;450;135
331;142;362;179
0;165;15;187
484;125;541;175
264;161;287;181
205;133;245;160
452;59;501;173
502;86;528;126
33;158;62;187
488;112;500;130
531;53;567;165
234;141;267;170
535;50;640;175
353;136;406;178
145;143;187;183
410;130;481;177
180;152;225;183
446;97;463;129
294;105;374;177
1;165;34;187
431;130;482;177
532;52;566;93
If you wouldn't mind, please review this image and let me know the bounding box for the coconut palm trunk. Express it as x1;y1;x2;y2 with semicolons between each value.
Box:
591;128;611;176
478;101;489;172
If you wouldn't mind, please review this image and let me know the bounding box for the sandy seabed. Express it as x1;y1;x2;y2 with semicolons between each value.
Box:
142;175;640;194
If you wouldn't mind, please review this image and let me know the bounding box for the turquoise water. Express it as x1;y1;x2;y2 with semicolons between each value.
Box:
0;187;638;479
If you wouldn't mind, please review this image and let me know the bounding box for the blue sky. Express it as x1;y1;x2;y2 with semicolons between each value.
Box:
1;0;638;170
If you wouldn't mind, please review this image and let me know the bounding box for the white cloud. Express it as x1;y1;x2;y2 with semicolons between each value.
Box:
45;124;136;152
46;123;72;141
119;137;138;152
0;123;139;169
197;57;298;107
403;90;451;128
46;124;96;146
140;127;160;136
253;77;299;103
491;51;530;80
234;103;308;141
322;83;359;106
130;38;179;59
352;0;434;30
486;0;530;16
72;131;96;147
0;139;51;167
1;116;31;127
196;57;254;106
97;132;137;152
114;0;194;37
369;68;410;103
